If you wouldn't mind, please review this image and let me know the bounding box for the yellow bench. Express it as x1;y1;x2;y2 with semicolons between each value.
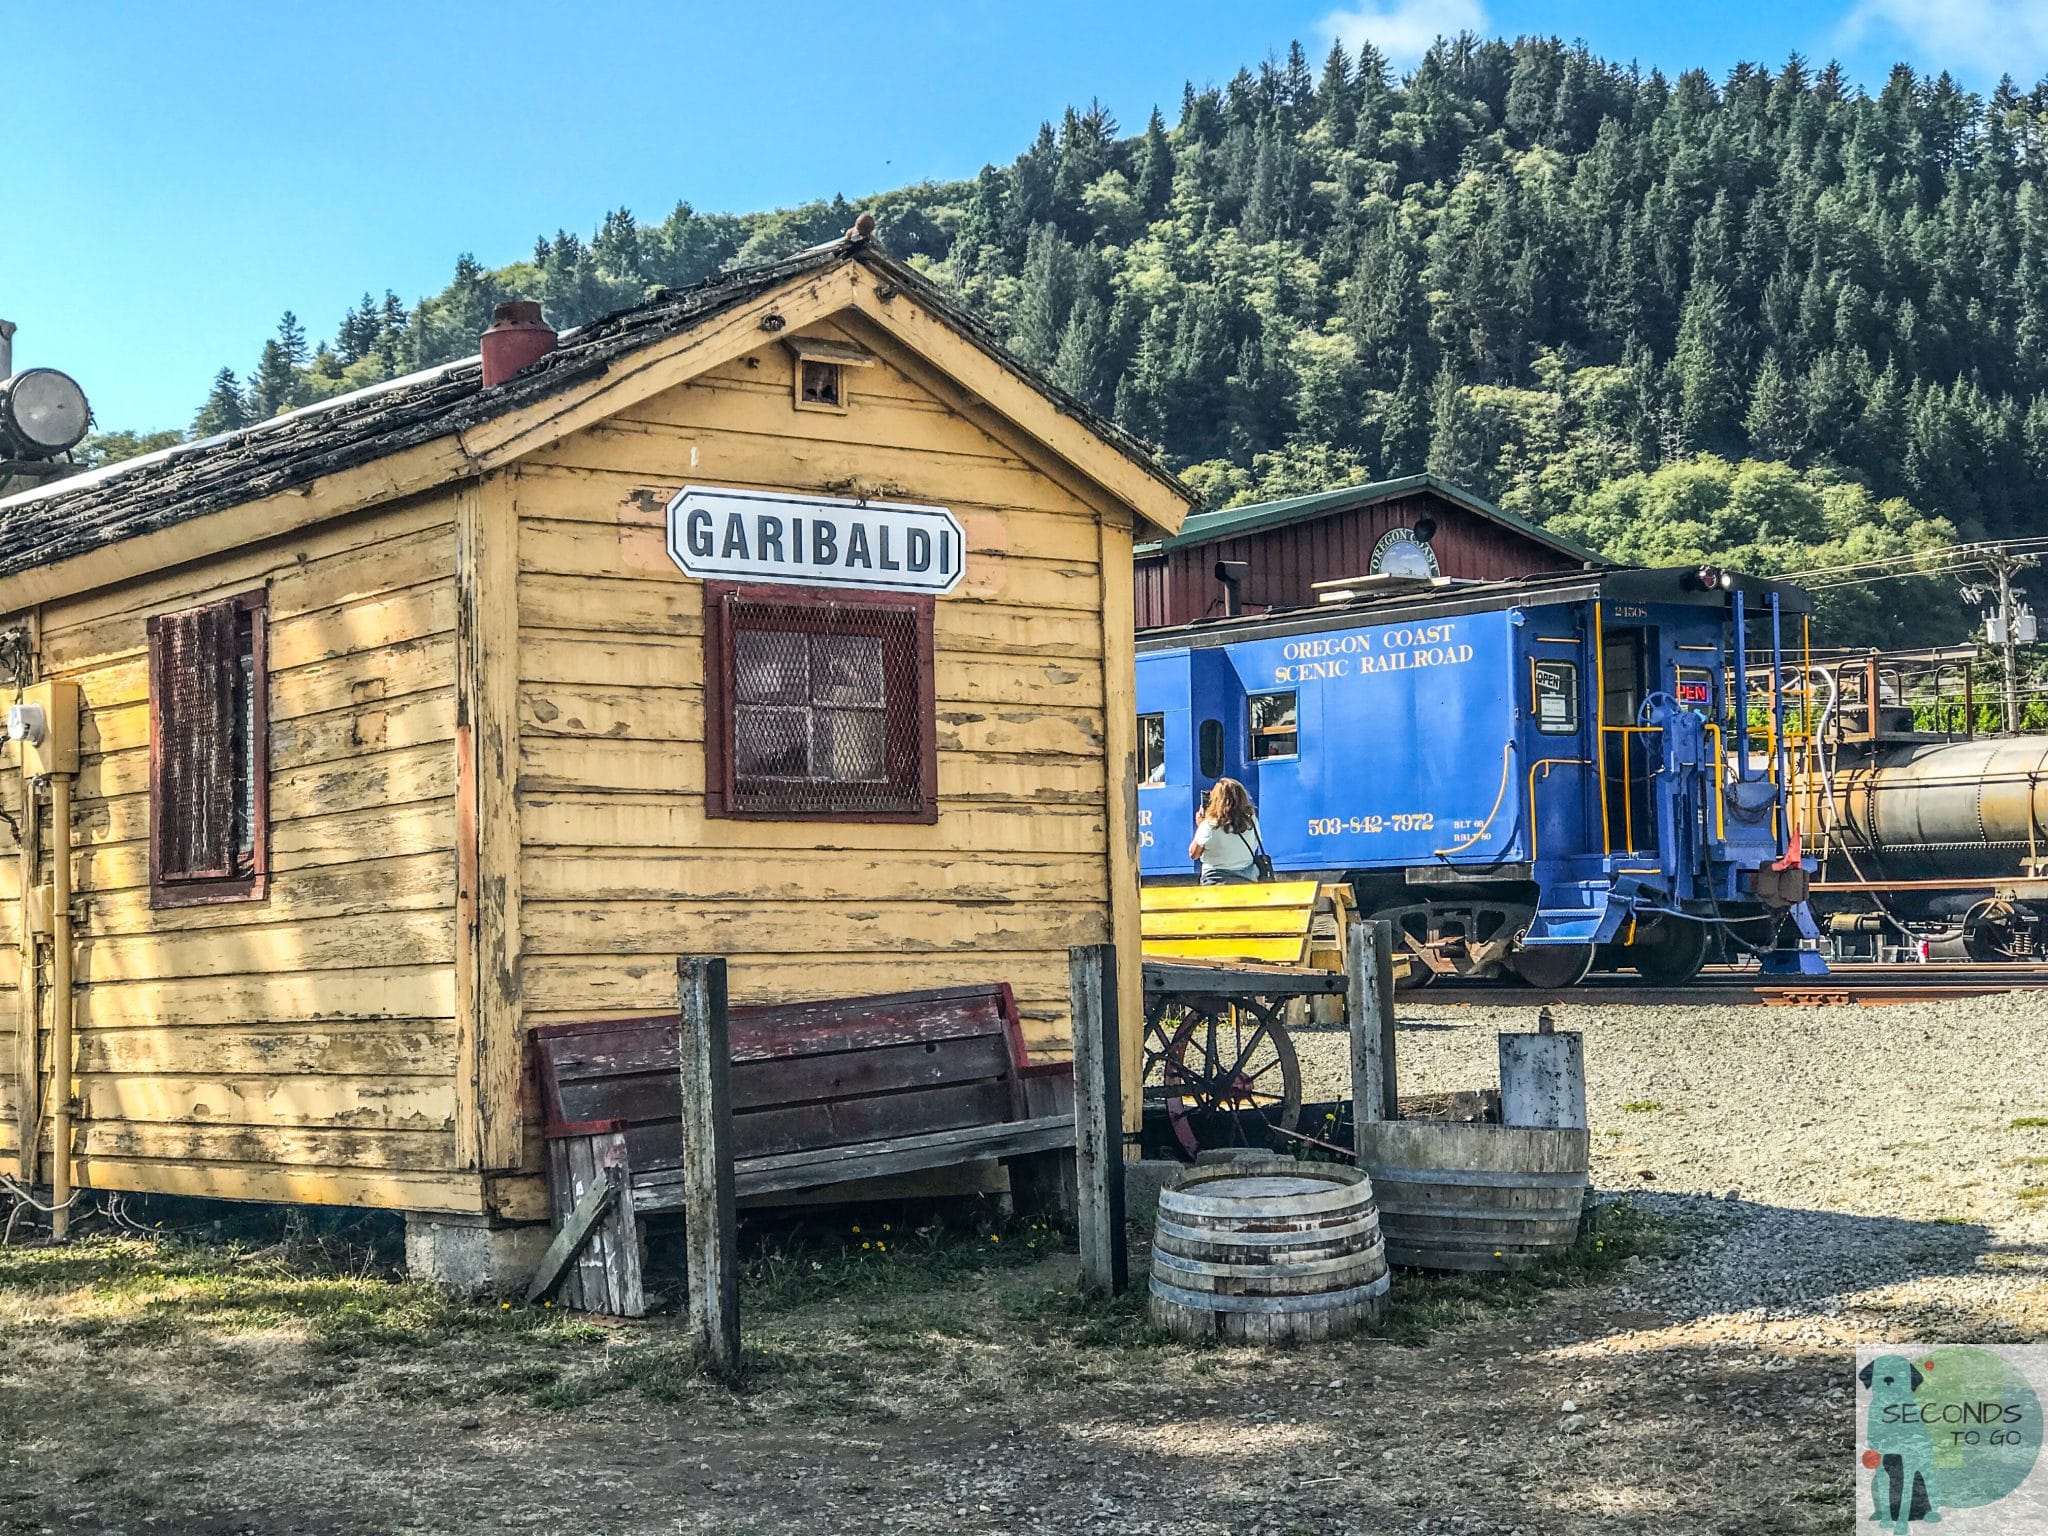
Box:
1140;881;1355;969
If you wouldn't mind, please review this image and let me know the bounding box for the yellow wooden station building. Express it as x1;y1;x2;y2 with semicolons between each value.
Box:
0;228;1194;1282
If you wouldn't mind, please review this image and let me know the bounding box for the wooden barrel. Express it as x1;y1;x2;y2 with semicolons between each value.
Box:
1148;1161;1389;1342
1356;1121;1588;1272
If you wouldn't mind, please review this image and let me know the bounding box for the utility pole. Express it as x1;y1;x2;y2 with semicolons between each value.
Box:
1966;545;2039;734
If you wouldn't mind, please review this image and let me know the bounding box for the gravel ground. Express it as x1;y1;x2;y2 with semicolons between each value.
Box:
1296;986;2048;1343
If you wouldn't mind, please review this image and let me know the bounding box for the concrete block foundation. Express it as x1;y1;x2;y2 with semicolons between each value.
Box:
404;1212;551;1296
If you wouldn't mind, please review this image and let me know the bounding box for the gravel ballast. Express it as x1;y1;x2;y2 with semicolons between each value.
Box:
1295;987;2048;1339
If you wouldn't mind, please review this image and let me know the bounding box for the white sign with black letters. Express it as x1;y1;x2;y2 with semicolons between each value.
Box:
665;486;966;595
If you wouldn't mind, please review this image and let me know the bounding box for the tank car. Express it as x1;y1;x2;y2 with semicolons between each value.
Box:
1135;566;1822;986
1801;653;2048;960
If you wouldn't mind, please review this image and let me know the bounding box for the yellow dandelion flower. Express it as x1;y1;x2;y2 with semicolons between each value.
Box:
877;1241;887;1252
989;1234;1000;1244
862;1241;871;1251
851;1225;861;1234
501;1301;512;1310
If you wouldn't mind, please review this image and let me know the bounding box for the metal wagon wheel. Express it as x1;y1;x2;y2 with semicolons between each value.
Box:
1149;994;1302;1160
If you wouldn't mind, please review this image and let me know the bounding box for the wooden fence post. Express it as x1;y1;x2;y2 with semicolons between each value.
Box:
1348;919;1400;1162
677;956;740;1379
1069;943;1128;1295
1373;919;1399;1120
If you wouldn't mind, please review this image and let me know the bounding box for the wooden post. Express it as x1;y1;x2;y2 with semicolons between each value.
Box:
1373;919;1399;1121
677;956;739;1379
1069;943;1127;1295
1349;919;1400;1162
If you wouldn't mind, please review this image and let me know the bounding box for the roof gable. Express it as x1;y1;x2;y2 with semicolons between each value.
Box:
1135;472;1605;566
0;239;1193;604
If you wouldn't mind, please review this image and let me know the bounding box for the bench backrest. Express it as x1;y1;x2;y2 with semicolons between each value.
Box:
1141;879;1336;966
529;983;1041;1178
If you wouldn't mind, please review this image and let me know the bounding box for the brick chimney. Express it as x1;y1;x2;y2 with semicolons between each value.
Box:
480;301;557;388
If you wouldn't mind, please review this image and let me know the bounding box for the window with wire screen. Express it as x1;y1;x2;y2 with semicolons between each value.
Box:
705;584;936;821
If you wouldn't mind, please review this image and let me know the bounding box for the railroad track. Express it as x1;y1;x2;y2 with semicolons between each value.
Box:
1419;963;2048;1008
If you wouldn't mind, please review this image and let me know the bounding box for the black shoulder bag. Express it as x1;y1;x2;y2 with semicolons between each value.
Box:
1248;819;1275;881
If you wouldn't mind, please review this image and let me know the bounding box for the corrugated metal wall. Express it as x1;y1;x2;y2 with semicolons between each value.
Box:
1134;492;1585;629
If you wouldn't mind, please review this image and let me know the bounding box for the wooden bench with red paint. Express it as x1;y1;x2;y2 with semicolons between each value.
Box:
526;984;1077;1314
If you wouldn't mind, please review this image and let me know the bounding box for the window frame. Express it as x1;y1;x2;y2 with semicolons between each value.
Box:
147;587;270;909
1137;712;1167;787
784;337;873;416
1247;689;1298;762
1531;657;1580;737
1197;718;1226;780
796;358;845;412
703;581;937;824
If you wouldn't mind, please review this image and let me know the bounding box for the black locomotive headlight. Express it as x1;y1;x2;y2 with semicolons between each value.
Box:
0;368;91;458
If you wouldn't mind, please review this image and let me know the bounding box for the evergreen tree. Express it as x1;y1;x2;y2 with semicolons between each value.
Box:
1743;352;1804;459
191;369;249;436
1134;109;1173;217
1011;224;1078;369
1380;350;1430;472
1424;361;1489;491
1671;279;1747;448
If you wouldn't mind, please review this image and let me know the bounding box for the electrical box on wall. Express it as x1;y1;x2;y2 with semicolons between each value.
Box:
12;680;79;777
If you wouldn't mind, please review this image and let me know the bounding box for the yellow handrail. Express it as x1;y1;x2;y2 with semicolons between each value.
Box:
1600;724;1658;855
1703;723;1726;841
1525;757;1590;863
1435;741;1516;858
1593;605;1610;855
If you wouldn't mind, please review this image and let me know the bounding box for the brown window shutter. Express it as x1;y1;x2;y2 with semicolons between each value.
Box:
151;602;240;880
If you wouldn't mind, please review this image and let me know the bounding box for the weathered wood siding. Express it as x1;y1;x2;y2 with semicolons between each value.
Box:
1133;490;1584;629
0;498;472;1212
512;326;1119;1061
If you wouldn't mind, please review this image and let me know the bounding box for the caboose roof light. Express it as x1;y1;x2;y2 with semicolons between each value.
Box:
0;367;91;459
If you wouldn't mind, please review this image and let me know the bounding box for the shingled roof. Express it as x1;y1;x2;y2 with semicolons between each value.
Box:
0;236;1190;582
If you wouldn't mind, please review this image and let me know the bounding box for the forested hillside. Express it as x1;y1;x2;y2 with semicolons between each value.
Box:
154;34;2048;643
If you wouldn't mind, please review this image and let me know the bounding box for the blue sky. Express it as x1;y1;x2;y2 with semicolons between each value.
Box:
6;0;2043;433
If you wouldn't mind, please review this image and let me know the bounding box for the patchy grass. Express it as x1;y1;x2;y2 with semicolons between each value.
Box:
2010;1116;2048;1129
2017;1185;2048;1206
1620;1100;1664;1113
736;1209;1068;1313
0;1191;1669;1445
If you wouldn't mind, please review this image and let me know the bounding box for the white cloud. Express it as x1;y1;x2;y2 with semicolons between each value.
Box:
1318;0;1489;70
1840;0;2048;80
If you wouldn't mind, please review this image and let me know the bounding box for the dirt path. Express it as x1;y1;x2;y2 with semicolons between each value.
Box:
3;991;2044;1535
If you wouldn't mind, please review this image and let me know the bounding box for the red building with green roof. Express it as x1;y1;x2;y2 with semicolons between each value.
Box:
1133;473;1607;630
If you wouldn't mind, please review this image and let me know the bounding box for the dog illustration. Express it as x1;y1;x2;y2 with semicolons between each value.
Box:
1861;1355;1940;1530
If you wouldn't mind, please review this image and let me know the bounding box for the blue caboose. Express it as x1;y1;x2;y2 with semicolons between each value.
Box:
1135;567;1820;986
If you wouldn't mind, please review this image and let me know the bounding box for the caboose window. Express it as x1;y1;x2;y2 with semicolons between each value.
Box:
1533;659;1579;736
1138;713;1166;785
148;589;270;907
705;583;935;822
1248;691;1297;759
1198;719;1225;779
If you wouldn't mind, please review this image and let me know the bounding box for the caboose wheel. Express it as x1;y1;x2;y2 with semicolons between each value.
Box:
1506;942;1595;989
1157;996;1302;1159
1625;917;1710;985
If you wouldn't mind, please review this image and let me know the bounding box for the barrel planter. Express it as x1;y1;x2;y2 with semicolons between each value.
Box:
1356;1121;1589;1272
1148;1161;1389;1342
